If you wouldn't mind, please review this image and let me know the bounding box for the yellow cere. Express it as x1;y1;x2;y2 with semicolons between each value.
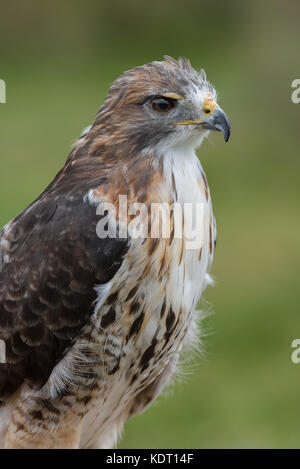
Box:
202;95;219;115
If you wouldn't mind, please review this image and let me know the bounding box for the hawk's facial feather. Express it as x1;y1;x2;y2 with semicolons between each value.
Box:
90;57;229;156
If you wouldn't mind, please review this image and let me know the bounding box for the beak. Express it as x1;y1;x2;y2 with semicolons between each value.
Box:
171;105;231;142
200;107;231;142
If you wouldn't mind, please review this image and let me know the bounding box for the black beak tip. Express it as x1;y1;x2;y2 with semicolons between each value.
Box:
224;128;230;142
220;113;231;142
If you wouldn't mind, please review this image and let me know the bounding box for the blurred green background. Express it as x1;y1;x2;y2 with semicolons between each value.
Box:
1;0;300;448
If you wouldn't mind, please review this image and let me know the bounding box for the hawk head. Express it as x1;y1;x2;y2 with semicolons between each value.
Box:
93;56;230;156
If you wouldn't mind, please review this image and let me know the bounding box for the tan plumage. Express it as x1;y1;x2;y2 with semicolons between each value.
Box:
0;57;230;448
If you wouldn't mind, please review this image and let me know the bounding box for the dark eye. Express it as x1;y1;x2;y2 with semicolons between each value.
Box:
152;97;175;113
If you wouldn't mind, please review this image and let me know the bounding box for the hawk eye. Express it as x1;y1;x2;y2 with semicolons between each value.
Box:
152;97;175;113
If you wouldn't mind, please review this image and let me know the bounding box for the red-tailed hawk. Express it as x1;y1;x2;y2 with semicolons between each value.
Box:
0;57;230;449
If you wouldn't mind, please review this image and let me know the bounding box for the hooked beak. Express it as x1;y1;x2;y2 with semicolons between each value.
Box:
171;100;231;142
200;107;231;142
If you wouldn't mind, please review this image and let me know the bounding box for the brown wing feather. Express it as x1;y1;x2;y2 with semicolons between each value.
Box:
0;187;128;400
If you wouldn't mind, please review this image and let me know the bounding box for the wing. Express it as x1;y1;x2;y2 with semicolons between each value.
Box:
0;191;128;400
